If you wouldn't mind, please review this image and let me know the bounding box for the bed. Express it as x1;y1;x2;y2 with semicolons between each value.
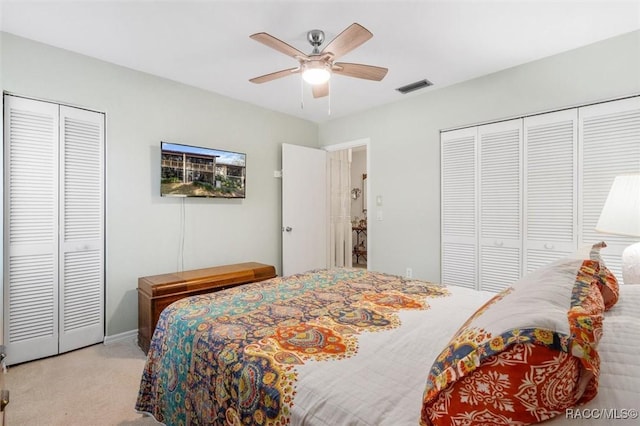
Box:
136;244;639;425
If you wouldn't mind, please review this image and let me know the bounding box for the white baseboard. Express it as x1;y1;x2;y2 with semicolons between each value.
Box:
103;329;137;345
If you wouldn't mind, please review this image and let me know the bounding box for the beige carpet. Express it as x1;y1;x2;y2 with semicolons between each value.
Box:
4;339;160;426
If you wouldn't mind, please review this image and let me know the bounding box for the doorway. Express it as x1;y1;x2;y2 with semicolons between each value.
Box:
350;147;367;268
325;138;370;270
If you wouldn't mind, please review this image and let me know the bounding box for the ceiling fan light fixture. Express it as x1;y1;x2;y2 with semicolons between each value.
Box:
250;23;386;99
302;62;331;85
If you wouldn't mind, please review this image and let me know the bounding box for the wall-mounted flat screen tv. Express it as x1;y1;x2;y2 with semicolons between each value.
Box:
161;142;246;198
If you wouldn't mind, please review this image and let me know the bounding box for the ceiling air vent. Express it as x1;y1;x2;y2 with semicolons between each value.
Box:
396;79;433;94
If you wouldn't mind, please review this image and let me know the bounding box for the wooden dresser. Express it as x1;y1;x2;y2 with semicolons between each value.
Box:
137;262;276;353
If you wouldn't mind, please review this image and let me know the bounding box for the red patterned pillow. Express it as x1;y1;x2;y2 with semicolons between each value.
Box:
597;265;619;310
424;343;593;425
580;259;619;311
588;242;620;310
420;254;605;426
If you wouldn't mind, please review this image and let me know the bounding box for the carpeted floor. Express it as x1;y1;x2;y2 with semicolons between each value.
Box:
4;338;160;425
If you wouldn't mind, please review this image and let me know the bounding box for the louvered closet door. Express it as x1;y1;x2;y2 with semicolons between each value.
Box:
579;97;640;283
59;106;104;353
478;120;522;292
441;127;477;289
4;96;60;365
524;110;578;273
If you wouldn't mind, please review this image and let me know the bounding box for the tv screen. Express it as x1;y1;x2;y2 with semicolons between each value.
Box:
161;142;246;198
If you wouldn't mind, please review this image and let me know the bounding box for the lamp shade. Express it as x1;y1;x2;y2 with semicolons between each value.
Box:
595;174;640;237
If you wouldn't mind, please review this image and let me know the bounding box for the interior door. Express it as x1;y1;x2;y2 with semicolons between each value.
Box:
58;105;105;353
478;119;522;292
4;96;60;365
441;127;478;289
523;109;578;273
282;144;327;276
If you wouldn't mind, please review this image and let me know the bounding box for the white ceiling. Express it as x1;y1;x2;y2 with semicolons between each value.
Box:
1;1;639;123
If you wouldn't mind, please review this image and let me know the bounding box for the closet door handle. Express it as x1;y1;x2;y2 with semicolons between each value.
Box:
544;243;555;250
494;240;504;247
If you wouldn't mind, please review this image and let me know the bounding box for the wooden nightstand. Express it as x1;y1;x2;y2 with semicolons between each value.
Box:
137;262;276;354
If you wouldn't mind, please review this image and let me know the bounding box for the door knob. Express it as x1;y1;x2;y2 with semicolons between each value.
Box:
284;226;293;232
0;389;8;412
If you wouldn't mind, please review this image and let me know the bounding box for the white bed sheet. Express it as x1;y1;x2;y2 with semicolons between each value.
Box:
290;285;495;425
290;284;640;426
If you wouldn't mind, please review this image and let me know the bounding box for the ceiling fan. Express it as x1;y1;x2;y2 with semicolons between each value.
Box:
249;23;388;99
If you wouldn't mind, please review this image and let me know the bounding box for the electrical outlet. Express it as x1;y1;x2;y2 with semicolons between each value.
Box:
405;267;412;279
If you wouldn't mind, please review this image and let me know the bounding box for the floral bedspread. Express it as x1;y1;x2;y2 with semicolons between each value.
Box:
135;268;449;425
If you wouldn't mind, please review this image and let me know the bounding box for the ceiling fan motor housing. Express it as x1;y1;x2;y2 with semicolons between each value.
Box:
307;29;325;54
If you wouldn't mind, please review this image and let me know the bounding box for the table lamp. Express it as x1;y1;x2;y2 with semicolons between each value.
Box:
595;174;640;284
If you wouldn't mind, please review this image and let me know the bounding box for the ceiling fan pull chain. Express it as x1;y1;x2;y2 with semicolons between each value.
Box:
328;80;331;115
300;74;304;109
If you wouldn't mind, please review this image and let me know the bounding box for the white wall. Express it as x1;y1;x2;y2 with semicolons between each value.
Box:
319;30;640;282
0;32;318;336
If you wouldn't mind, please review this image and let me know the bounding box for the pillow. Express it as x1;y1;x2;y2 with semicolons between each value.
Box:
424;343;585;425
420;252;605;426
597;265;619;309
588;242;620;310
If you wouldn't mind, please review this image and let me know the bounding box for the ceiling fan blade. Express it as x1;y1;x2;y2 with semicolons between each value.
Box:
312;82;329;98
249;67;300;84
321;23;373;60
250;32;309;60
333;62;388;81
